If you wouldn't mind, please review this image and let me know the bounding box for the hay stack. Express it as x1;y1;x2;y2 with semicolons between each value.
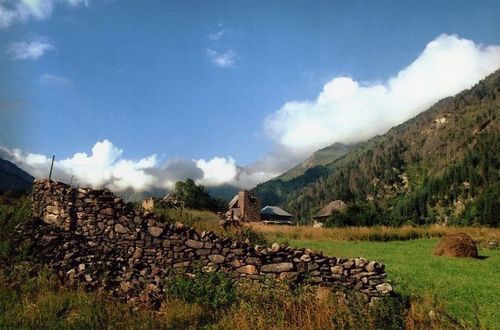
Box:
433;233;478;258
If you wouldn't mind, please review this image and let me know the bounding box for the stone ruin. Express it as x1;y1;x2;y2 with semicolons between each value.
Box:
14;179;393;306
226;190;261;222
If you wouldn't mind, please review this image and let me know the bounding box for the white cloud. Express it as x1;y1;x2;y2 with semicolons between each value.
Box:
0;140;273;192
0;0;88;28
196;156;238;186
7;39;54;60
265;34;500;155
206;48;237;68
40;73;73;87
0;140;158;191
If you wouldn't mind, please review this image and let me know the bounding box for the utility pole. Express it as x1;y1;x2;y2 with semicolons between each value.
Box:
48;155;55;181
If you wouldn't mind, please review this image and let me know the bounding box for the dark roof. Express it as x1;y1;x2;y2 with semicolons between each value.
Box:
313;200;347;218
260;205;292;217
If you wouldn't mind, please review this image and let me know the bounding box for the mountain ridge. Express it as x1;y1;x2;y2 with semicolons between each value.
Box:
253;69;500;226
0;158;35;192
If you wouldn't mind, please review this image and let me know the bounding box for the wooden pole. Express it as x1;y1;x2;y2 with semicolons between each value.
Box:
48;155;55;181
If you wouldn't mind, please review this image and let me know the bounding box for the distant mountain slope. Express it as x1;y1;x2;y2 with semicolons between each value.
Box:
278;143;353;181
0;158;34;192
252;143;354;206
254;69;500;226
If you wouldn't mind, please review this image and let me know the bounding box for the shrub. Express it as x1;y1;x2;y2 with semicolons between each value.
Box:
0;194;32;262
164;269;236;310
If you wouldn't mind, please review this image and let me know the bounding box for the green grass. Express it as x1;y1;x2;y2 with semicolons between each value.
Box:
287;238;499;329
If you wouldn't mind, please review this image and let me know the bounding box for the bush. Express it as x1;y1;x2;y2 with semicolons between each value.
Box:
164;269;236;310
0;194;32;262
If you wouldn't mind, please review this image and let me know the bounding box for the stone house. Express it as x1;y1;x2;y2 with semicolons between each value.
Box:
226;190;261;221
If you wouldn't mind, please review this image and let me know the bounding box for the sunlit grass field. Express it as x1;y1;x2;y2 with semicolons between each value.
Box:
270;236;499;328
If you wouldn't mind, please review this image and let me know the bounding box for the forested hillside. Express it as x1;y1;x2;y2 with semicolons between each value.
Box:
254;70;500;226
0;158;34;192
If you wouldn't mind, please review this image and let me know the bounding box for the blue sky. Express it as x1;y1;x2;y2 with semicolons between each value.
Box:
1;0;499;191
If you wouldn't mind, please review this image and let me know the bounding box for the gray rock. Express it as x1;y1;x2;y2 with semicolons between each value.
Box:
185;239;204;249
100;208;114;216
261;262;294;273
114;223;129;234
208;254;226;264
331;266;343;274
148;226;163;237
237;264;258;275
376;283;392;294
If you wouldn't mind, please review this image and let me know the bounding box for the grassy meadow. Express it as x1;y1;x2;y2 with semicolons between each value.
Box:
253;224;499;329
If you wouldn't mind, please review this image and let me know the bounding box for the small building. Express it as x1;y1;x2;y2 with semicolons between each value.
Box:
226;190;261;222
313;200;348;220
260;206;293;225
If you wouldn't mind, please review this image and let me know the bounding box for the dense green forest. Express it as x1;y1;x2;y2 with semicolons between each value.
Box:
254;70;500;227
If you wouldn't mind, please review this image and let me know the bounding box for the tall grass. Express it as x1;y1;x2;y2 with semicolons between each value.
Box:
1;263;464;330
153;207;221;233
251;223;499;246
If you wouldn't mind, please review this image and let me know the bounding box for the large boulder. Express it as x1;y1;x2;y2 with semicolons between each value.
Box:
433;233;478;258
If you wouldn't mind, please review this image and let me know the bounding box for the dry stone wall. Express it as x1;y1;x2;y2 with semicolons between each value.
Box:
26;179;393;305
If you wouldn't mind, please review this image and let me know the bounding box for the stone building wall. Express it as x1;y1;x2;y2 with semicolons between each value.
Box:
27;179;392;304
238;190;261;221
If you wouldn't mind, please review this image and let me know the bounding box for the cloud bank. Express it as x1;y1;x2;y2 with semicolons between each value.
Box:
0;140;267;192
0;0;88;28
265;34;500;155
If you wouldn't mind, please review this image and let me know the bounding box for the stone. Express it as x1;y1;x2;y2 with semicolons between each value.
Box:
100;208;114;216
331;266;343;274
237;265;258;275
132;248;143;259
376;283;393;294
365;261;378;272
46;205;61;215
261;262;294;273
300;254;311;262
343;261;354;269
148;226;163;237
114;223;129;234
185;239;204;249
195;249;211;256
354;258;367;267
42;214;62;226
245;256;261;265
308;263;319;271
230;259;242;268
271;242;280;252
208;254;225;264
